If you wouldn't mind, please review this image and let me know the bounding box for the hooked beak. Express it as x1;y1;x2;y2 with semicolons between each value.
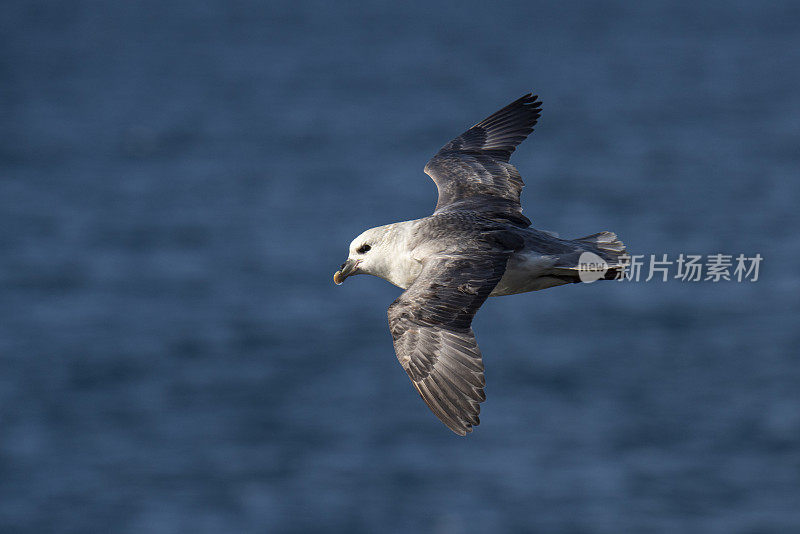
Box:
333;258;360;285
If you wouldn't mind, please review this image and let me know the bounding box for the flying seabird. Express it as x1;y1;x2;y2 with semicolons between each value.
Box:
334;93;627;435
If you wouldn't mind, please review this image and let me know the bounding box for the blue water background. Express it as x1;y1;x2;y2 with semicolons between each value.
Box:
2;1;800;532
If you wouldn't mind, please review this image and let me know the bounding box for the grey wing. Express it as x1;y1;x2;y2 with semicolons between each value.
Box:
424;93;542;227
387;252;510;435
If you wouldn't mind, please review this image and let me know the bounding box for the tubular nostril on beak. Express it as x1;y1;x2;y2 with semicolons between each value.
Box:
340;263;347;271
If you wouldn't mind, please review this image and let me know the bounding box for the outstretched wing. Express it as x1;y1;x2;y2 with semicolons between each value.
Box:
424;93;542;227
387;251;510;435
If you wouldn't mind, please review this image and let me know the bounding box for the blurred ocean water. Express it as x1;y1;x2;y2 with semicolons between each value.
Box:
2;1;800;532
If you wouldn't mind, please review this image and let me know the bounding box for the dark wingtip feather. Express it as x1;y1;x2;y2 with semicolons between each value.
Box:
466;92;543;156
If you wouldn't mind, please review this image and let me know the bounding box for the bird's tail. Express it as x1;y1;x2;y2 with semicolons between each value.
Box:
574;231;627;280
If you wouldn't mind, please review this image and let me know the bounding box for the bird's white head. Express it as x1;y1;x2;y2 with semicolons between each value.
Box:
333;224;405;285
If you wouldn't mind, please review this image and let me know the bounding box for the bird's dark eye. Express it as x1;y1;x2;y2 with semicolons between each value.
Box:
356;244;371;254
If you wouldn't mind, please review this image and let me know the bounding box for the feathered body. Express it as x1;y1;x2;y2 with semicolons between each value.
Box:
357;217;625;296
335;94;627;435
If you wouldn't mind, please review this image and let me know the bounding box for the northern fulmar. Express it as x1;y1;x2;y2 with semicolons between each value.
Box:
334;93;627;435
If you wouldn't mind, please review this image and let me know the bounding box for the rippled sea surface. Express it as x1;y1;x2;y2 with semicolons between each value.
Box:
2;1;800;532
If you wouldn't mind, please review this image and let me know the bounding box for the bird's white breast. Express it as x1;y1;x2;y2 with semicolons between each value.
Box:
383;250;423;290
366;220;424;290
